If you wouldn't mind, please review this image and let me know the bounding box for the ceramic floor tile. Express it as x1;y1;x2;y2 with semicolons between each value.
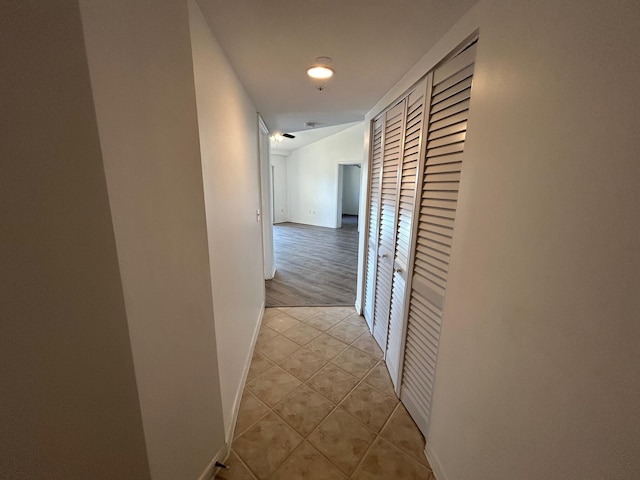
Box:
342;313;368;327
233;412;303;480
256;325;279;343
306;363;359;404
305;334;349;361
263;308;285;322
255;327;279;352
339;383;398;432
322;306;357;319
330;346;377;378
269;441;347;480
234;390;270;438
326;321;369;344
254;335;300;363
247;351;274;381
304;311;345;331
380;404;428;467
273;384;334;436
278;347;327;381
351;437;431;480
247;365;302;407
307;409;376;475
351;333;384;359
215;451;256;480
280;322;322;346
264;313;301;333
282;306;325;321
362;361;396;397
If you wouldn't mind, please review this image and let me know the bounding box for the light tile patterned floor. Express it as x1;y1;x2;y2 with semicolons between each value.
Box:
217;306;434;480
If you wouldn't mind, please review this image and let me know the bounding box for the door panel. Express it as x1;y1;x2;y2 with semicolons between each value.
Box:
363;118;384;328
385;79;429;390
400;41;477;436
372;101;406;351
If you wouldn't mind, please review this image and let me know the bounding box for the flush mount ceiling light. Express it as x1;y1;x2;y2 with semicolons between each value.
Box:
307;65;334;79
307;56;334;79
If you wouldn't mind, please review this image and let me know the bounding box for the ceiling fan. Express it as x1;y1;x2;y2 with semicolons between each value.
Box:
272;122;320;142
271;132;295;143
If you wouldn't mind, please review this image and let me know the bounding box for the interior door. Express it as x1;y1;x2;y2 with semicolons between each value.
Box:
400;41;477;436
363;118;384;329
372;100;406;351
385;79;429;389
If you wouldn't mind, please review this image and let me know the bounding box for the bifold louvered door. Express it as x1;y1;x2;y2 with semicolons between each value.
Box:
363;118;384;329
400;42;477;436
385;79;428;389
372;101;406;350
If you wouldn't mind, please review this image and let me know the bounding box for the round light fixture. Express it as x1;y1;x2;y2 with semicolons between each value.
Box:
307;65;334;79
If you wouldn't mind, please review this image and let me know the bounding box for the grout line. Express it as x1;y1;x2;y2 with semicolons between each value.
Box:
302;395;356;477
378;434;433;470
347;402;404;478
230;387;272;439
348;432;378;479
380;401;402;433
231;408;270;442
224;450;258;480
230;442;262;480
261;421;305;480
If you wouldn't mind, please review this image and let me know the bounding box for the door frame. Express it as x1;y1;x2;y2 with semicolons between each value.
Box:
257;114;275;280
336;161;362;229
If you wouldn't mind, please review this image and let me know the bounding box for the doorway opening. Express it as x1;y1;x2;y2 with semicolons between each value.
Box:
263;123;364;307
336;163;361;229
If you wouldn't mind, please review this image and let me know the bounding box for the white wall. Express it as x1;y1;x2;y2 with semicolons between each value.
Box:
364;1;640;479
79;1;226;479
272;153;289;223
1;2;150;478
287;123;365;228
341;165;361;216
189;0;266;441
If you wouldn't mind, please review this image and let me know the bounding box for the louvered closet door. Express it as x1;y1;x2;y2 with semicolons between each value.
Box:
385;79;428;389
372;101;406;350
363;118;384;328
401;42;477;436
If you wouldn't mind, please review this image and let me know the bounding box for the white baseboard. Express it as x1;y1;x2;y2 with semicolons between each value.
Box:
197;443;228;480
224;301;265;444
426;442;448;480
354;299;362;316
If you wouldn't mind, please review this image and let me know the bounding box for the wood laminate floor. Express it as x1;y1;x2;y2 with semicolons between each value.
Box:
265;216;359;307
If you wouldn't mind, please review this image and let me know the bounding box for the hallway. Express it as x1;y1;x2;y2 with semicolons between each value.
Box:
219;307;431;479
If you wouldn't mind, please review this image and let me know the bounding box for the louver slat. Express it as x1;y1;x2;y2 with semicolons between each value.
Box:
400;42;476;436
363;118;384;325
373;101;406;350
385;81;427;388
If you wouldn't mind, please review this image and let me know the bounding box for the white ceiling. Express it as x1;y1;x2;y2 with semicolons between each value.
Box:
269;121;361;154
196;0;477;135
